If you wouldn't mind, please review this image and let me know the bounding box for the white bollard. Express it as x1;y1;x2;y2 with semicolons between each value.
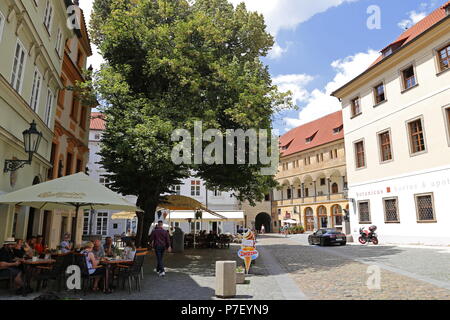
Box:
215;261;236;298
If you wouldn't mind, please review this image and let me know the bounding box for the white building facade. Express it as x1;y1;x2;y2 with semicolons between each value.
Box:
332;4;450;245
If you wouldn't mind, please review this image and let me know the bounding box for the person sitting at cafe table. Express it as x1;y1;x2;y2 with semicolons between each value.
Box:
123;240;136;260
103;237;115;257
81;242;105;291
92;239;105;259
60;233;73;253
13;239;32;259
34;235;45;255
0;238;27;294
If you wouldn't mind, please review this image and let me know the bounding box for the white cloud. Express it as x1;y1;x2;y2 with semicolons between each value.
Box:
230;0;359;59
267;42;289;59
282;49;379;130
273;74;314;104
398;10;427;30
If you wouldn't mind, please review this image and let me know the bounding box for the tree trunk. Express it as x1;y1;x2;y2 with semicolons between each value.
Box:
136;194;158;248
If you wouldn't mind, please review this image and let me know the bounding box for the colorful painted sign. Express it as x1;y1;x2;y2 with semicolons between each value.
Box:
238;230;259;273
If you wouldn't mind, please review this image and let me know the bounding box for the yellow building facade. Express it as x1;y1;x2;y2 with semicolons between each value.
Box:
0;0;73;244
272;111;350;233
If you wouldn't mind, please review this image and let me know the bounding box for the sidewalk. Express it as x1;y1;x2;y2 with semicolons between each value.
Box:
0;244;287;300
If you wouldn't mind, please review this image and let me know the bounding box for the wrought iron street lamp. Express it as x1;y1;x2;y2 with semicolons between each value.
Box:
4;121;43;173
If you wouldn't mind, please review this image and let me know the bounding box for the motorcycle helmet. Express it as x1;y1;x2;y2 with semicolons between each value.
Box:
369;225;377;232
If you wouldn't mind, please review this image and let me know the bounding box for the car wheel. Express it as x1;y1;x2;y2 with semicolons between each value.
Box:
340;242;346;246
320;238;326;246
308;237;313;245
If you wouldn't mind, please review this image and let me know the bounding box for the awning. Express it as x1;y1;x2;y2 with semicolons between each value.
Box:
167;211;245;222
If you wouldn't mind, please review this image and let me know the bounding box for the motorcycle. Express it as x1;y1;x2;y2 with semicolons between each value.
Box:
358;225;379;245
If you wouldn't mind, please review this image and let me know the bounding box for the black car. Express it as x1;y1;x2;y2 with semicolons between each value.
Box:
308;228;347;246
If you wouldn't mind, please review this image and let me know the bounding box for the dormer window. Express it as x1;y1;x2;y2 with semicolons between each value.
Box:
383;47;393;57
333;125;343;134
305;132;318;144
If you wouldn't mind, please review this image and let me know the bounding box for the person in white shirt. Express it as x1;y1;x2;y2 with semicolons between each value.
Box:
123;241;136;260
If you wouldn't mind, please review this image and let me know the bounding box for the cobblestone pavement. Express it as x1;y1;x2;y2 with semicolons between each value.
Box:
290;234;450;288
260;234;450;300
1;235;449;300
0;244;285;300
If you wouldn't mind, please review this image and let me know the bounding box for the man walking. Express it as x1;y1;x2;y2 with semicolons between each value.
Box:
149;220;172;277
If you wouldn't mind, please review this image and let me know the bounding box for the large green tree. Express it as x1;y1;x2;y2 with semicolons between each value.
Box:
89;0;293;246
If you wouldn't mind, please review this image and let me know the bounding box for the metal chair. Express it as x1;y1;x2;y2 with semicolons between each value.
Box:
116;252;147;294
136;248;147;280
74;253;105;295
35;255;66;292
0;269;15;294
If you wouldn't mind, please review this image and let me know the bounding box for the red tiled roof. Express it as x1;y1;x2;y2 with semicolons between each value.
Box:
370;1;450;67
90;112;105;130
280;111;344;157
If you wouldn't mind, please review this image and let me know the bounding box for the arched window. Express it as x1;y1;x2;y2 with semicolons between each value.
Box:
331;183;339;194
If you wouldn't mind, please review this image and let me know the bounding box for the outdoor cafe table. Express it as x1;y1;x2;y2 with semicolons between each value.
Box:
22;259;56;295
100;258;133;293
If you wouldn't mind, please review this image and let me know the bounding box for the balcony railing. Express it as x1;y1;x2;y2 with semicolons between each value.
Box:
273;193;347;206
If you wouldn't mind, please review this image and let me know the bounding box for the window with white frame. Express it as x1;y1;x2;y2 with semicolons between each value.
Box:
99;176;110;186
55;28;63;57
83;211;90;235
44;89;54;126
358;201;371;224
11;41;27;93
96;212;108;235
0;10;5;43
30;68;42;111
43;0;53;33
191;180;201;196
383;197;400;223
171;185;181;195
415;193;436;222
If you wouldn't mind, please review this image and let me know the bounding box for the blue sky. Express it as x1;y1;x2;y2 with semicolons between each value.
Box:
80;0;444;132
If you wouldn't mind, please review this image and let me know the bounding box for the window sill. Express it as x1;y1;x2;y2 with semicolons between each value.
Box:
350;113;362;120
380;158;394;165
416;220;437;224
373;100;388;108
401;83;419;94
436;67;450;77
359;222;372;224
409;149;427;158
384;221;400;224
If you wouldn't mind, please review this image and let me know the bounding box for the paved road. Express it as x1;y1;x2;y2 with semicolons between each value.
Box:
1;235;449;300
260;234;450;300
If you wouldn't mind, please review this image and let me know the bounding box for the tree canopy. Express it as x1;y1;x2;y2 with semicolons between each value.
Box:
89;0;293;245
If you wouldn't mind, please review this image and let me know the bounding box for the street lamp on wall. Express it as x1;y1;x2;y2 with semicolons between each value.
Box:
4;121;43;173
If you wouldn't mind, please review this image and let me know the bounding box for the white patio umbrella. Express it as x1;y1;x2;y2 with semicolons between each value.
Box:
0;172;142;242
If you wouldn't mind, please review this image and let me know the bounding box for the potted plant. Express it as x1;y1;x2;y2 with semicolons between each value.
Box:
236;266;245;284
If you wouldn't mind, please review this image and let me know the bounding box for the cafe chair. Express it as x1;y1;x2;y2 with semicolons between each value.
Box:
0;269;15;294
116;252;147;294
136;248;147;280
74;253;106;295
35;255;67;292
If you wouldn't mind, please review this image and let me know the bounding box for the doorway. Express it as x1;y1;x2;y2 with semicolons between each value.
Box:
305;208;314;231
255;212;271;233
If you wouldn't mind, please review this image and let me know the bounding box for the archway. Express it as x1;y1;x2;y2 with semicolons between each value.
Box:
304;207;314;231
331;204;343;230
255;212;271;233
317;206;328;228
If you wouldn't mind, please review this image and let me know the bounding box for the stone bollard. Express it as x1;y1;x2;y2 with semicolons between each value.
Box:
215;261;236;298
